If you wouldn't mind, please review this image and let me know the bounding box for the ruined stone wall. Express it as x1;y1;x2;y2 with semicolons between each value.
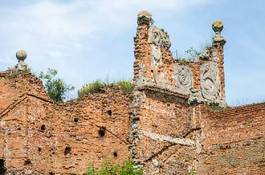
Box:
0;74;130;174
134;11;226;107
198;104;265;174
131;11;265;175
0;72;46;112
129;88;201;174
1;11;265;175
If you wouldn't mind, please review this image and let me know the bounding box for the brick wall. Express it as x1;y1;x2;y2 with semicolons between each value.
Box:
0;11;265;175
0;74;130;174
198;104;265;174
133;11;226;106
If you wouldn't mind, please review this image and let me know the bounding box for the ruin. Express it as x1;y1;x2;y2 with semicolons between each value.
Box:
0;11;265;174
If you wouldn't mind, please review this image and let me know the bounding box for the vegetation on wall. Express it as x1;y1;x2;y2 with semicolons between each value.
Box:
7;67;31;78
176;42;211;61
39;68;74;102
78;80;105;97
78;80;133;98
115;80;134;93
86;160;143;175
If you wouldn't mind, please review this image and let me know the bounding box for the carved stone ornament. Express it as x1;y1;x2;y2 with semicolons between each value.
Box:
200;63;219;101
212;20;226;45
148;26;171;68
15;50;28;71
137;10;153;26
174;65;192;93
148;26;171;48
151;44;162;66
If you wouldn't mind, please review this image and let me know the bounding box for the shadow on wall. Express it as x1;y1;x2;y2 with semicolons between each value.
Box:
0;159;6;174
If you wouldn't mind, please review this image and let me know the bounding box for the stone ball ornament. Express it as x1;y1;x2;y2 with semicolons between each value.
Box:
137;10;153;25
16;50;27;61
212;20;223;33
212;20;225;44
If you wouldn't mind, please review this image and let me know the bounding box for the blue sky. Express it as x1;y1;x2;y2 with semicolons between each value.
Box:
0;0;265;105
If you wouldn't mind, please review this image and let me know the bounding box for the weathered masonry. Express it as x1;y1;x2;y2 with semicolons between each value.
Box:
0;11;265;175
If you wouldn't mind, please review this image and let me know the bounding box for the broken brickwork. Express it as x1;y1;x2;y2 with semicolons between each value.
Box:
0;11;265;175
0;73;130;174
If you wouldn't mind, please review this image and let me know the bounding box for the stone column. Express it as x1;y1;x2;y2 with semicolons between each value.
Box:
212;20;226;103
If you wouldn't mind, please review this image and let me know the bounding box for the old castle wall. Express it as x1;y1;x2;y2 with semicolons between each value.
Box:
0;11;265;175
198;104;265;174
0;74;130;174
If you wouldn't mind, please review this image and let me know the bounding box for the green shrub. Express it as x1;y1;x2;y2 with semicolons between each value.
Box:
119;160;142;175
39;68;74;102
115;80;134;93
78;80;105;98
85;160;143;175
78;79;133;98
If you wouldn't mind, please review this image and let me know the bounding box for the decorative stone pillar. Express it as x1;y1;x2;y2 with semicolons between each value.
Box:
15;50;28;71
212;20;226;103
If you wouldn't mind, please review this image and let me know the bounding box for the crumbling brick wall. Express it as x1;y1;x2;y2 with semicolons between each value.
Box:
0;73;130;174
1;11;265;175
133;11;226;107
128;88;200;174
198;104;265;174
130;11;265;175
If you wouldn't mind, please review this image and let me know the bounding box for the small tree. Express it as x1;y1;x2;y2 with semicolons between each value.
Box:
39;68;74;102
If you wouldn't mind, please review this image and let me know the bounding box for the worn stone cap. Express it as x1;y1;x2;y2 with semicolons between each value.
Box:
137;10;153;26
212;20;223;33
212;20;225;44
16;49;27;61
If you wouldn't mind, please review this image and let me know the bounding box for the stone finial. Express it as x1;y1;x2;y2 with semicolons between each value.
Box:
15;50;28;70
137;10;153;26
212;20;226;45
16;50;27;61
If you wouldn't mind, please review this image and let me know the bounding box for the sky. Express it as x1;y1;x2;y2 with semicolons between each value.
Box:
0;0;265;106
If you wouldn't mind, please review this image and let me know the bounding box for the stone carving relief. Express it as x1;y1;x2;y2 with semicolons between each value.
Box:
150;44;162;66
148;26;171;48
174;65;192;94
148;26;171;67
200;63;219;101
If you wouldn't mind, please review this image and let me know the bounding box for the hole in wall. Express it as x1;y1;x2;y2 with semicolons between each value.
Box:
38;147;42;152
107;110;112;116
40;124;46;131
64;146;71;155
74;117;79;123
113;151;118;157
98;127;106;137
24;159;32;166
49;172;55;175
0;159;6;174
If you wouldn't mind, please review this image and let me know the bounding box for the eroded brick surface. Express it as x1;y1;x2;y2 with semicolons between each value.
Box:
0;11;265;175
